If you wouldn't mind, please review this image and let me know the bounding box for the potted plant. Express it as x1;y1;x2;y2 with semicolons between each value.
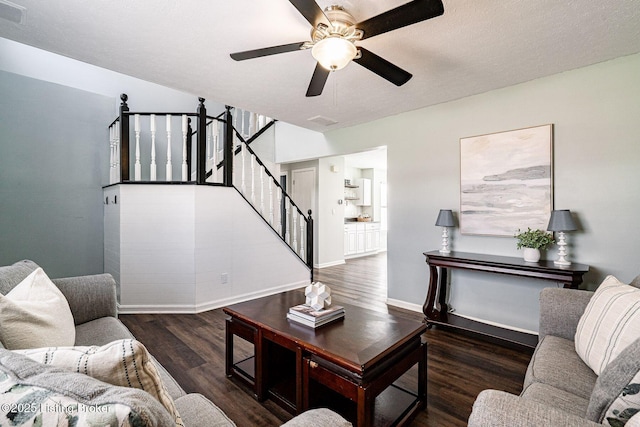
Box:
515;228;555;262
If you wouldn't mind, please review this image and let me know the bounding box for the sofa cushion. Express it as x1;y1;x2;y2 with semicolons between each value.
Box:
627;411;640;427
575;275;640;375
75;316;134;345
0;267;75;349
0;349;175;427
281;408;353;427
524;335;597;400
587;338;640;423
74;317;186;400
468;389;602;427
520;382;590;417
174;393;236;427
15;339;182;426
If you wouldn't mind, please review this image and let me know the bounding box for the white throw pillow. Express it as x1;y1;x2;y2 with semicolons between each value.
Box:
0;267;75;349
16;339;183;427
575;275;640;375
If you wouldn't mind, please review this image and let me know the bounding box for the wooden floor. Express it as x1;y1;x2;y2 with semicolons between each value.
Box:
120;253;531;426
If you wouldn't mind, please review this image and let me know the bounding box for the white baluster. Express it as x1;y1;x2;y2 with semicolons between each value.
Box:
300;216;305;258
269;180;274;226
240;143;246;194
285;198;290;245
181;114;188;181
206;122;212;182
250;154;256;204
150;114;157;181
212;120;219;182
234;108;241;134
277;187;283;236
241;109;246;139
260;165;265;214
292;208;298;252
166;115;172;181
249;112;256;138
134;114;141;181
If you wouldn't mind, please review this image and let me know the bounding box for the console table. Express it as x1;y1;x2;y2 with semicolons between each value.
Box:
423;250;589;349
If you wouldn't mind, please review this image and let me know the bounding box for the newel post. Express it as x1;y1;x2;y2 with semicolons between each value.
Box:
119;94;130;182
196;98;207;184
186;118;193;181
223;105;234;187
307;210;314;281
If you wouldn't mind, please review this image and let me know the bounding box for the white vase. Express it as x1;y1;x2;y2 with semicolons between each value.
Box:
523;248;541;262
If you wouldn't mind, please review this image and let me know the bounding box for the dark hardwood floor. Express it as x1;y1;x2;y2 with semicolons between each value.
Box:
120;252;531;426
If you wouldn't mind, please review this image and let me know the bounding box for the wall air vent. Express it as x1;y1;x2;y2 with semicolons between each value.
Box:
307;115;338;126
0;0;26;24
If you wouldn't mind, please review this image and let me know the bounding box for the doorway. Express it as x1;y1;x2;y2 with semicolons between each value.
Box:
291;168;316;217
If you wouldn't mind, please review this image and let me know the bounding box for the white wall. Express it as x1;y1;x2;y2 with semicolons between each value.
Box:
0;70;113;277
0;38;215;113
276;53;640;332
317;157;346;268
105;184;310;313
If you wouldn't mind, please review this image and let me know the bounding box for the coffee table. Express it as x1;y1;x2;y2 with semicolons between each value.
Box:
223;291;427;427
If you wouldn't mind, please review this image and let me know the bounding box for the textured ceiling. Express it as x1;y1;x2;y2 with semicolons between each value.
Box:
1;0;639;132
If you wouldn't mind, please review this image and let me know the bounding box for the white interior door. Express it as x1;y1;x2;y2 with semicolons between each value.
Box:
291;168;316;217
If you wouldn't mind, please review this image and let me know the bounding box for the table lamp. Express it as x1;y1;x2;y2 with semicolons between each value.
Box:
435;209;455;254
547;210;577;266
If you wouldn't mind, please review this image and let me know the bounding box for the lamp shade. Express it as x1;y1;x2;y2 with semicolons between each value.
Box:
547;210;577;231
311;37;357;71
435;209;455;227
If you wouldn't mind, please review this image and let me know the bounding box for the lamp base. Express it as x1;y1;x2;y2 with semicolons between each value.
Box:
554;231;572;266
439;227;451;254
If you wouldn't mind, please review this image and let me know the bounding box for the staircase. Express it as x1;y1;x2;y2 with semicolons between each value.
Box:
105;94;313;313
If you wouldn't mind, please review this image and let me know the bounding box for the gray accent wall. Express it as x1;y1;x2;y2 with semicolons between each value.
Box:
276;53;640;332
0;71;114;278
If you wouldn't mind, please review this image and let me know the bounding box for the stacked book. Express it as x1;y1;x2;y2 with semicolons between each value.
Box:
287;304;345;328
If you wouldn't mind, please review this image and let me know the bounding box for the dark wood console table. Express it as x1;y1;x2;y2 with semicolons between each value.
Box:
423;250;589;349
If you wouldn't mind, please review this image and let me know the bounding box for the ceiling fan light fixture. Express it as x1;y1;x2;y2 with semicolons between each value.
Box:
311;36;357;71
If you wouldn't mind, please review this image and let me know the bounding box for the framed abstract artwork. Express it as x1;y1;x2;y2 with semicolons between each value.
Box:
460;124;553;236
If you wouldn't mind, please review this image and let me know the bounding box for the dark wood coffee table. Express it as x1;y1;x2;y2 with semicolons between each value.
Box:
223;291;427;427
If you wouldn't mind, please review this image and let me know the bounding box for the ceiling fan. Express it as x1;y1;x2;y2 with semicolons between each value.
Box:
230;0;444;97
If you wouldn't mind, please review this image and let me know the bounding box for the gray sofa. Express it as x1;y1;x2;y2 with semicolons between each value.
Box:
0;260;350;427
468;283;640;426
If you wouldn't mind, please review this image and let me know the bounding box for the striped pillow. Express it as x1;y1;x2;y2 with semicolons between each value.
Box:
575;275;640;375
15;339;183;427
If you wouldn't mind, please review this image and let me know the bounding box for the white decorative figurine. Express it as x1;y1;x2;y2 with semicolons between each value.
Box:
305;282;332;310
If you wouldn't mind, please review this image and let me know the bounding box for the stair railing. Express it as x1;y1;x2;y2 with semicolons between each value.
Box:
108;94;313;277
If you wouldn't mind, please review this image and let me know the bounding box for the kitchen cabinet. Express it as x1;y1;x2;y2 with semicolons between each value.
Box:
344;225;357;255
355;178;371;206
344;222;380;257
365;223;380;252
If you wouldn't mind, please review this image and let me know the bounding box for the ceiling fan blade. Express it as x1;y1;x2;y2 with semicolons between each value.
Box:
353;47;412;86
357;0;444;40
289;0;331;29
230;42;306;61
306;63;330;97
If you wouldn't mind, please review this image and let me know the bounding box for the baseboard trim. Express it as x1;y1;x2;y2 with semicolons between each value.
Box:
118;280;309;314
452;312;539;336
386;298;423;313
315;260;346;269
